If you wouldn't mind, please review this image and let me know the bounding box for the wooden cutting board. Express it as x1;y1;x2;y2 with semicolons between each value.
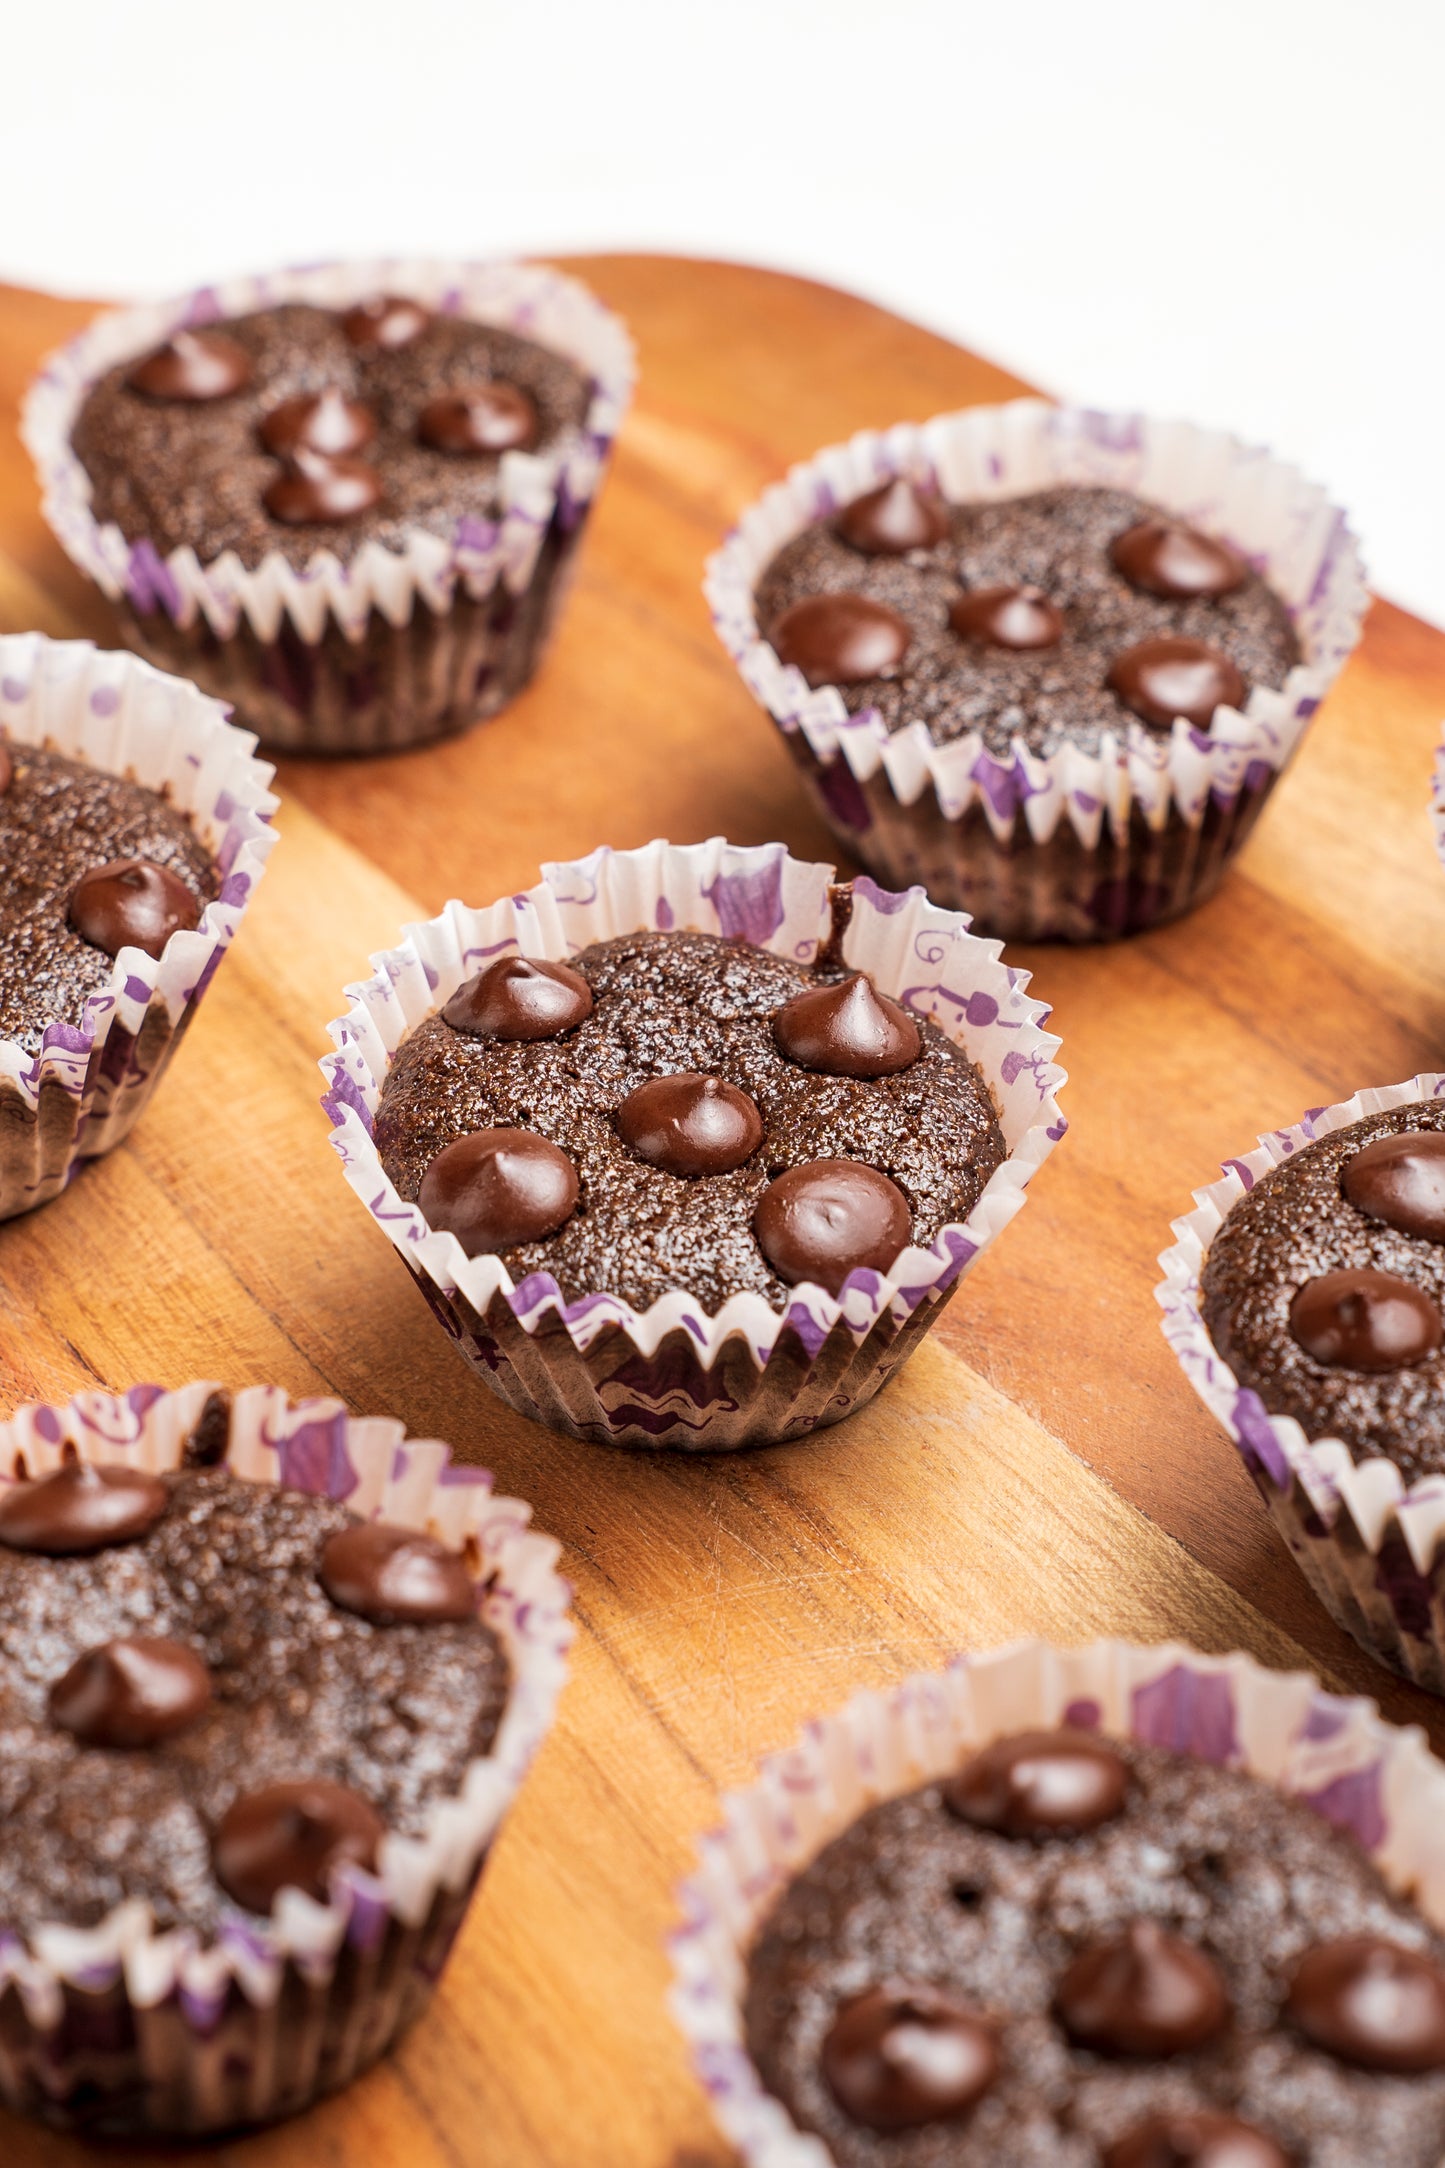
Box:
0;255;1443;2168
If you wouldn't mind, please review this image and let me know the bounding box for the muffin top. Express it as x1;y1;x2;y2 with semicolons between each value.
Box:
745;1726;1445;2167
372;913;1007;1314
754;482;1298;759
0;1407;509;1937
0;739;217;1055
1200;1101;1445;1477
70;300;593;572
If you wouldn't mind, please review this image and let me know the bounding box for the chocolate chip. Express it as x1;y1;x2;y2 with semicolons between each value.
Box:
754;1159;912;1295
213;1778;384;1912
1055;1922;1230;2057
1107;637;1246;730
68;857;201;960
1103;2110;1293;2168
768;594;912;688
259;389;377;458
441;955;593;1041
615;1074;763;1177
950;585;1064;651
944;1728;1129;1838
0;743;12;796
772;974;921;1079
128;329;252;402
342;296;431;351
1111;520;1247;601
0;1461;169;1555
418;385;538;454
49;1636;211;1748
419;1127;579;1256
837;479;949;556
319;1521;476;1626
263;448;384;524
1343;1130;1445;1244
821;1984;998;2131
1287;1935;1445;2073
1288;1268;1442;1371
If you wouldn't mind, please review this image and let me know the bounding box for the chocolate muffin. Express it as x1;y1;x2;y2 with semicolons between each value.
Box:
71;302;591;572
0;1432;508;1937
744;1726;1445;2166
755;483;1298;760
371;922;1007;1314
0;738;217;1057
1199;1101;1445;1478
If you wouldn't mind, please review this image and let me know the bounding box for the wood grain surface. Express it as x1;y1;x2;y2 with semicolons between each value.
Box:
0;255;1443;2167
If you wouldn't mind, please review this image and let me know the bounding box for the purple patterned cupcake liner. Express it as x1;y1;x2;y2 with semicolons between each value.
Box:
1431;737;1445;872
1158;1075;1445;1696
669;1636;1445;2168
0;1379;571;2137
708;402;1367;941
321;837;1066;1450
22;258;636;755
0;634;277;1221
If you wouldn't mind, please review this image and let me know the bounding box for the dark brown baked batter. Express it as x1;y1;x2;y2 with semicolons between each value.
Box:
1201;1103;1445;1474
72;304;592;569
0;743;216;1053
0;1464;509;1934
745;1738;1445;2166
373;928;1007;1312
754;486;1298;758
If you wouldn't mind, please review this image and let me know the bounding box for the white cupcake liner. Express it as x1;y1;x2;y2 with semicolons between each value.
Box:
670;1636;1445;2168
321;837;1066;1450
0;633;277;1220
24;256;635;647
707;402;1367;940
1158;1074;1445;1695
0;1379;571;2136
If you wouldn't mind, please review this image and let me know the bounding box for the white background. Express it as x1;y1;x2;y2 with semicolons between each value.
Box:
3;0;1442;620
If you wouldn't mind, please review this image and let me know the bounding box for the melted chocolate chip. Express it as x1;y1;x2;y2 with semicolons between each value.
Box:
821;1984;998;2131
753;1160;912;1296
1103;2110;1293;2168
1288;1268;1442;1371
441;955;593;1041
68;857;201;960
944;1727;1130;1838
1055;1921;1230;2057
213;1778;384;1912
1107;637;1246;730
128;329;252;402
263;448;384;524
1110;520;1248;601
837;479;949;556
342;296;431;351
768;593;912;688
49;1636;211;1748
419;1127;579;1256
1287;1935;1445;2073
259;388;377;458
772;974;921;1080
0;1461;169;1555
1343;1130;1445;1244
615;1074;763;1177
319;1521;476;1627
950;585;1065;651
418;384;539;455
0;743;12;796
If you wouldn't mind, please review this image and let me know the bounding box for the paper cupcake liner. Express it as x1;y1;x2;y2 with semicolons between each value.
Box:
1431;737;1445;875
321;837;1066;1450
669;1636;1445;2168
708;401;1367;941
23;258;636;755
0;634;277;1220
1158;1074;1445;1696
0;1379;572;2136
